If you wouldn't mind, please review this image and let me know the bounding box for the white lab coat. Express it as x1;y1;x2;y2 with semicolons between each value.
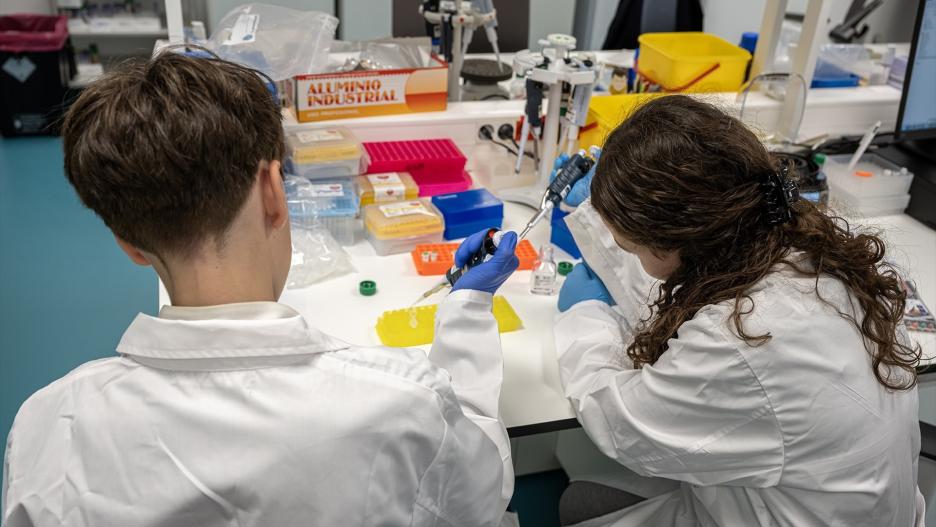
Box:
555;201;925;527
2;290;513;526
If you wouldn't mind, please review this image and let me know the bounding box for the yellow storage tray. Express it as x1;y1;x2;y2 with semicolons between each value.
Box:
358;172;420;206
376;295;523;347
637;32;751;93
363;199;444;240
286;126;364;164
579;93;663;149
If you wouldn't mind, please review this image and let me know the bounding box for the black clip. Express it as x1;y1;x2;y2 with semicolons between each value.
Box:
762;165;799;226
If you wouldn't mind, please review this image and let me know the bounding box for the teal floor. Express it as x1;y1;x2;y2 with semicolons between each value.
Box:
0;136;567;526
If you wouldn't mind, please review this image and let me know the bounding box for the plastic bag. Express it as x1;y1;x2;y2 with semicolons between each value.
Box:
326;38;432;73
287;223;355;288
208;3;337;80
285;177;355;287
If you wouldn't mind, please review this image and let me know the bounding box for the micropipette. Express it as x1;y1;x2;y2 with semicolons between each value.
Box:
518;147;597;239
414;148;596;304
847;120;881;173
413;229;504;305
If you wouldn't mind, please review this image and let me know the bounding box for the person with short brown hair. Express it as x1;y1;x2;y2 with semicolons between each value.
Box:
2;50;516;526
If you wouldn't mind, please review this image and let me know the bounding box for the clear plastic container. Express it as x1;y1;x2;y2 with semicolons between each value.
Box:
831;188;911;217
285;177;361;245
285;126;368;179
825;153;914;198
358;172;420;206
363;199;444;255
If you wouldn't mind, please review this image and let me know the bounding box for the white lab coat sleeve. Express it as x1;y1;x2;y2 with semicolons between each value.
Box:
426;288;513;518
555;303;785;488
565;199;658;314
2;430;10;525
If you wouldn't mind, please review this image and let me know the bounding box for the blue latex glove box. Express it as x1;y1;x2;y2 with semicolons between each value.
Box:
432;188;504;240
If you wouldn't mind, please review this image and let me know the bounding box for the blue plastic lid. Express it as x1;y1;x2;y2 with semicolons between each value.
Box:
286;178;358;219
432;189;503;225
739;32;758;55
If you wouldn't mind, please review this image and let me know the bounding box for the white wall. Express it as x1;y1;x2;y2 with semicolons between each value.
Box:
0;0;52;15
700;0;916;46
339;0;392;40
701;0;769;45
205;0;334;34
528;0;576;49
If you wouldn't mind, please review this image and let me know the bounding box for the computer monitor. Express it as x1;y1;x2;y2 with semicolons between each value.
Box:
895;0;936;141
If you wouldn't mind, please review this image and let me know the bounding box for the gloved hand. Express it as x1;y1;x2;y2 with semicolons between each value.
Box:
451;229;520;294
549;147;601;207
558;262;616;312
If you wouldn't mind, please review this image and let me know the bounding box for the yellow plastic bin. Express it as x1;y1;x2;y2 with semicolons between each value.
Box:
637;32;751;93
578;93;662;149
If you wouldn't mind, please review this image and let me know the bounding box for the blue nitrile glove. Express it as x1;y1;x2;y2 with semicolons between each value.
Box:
451;230;520;294
558;262;616;312
549;148;601;207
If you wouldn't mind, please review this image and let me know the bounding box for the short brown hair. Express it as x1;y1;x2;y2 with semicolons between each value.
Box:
62;50;284;256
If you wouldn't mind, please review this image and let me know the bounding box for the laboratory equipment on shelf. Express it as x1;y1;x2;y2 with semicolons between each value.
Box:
501;33;599;209
517;147;598;239
419;0;503;101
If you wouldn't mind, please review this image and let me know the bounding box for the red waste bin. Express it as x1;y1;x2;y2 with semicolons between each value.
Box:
0;14;76;137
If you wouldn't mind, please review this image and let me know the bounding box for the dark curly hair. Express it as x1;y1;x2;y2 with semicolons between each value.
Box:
590;95;920;390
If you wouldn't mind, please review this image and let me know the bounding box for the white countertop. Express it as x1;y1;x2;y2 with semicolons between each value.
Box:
157;199;936;435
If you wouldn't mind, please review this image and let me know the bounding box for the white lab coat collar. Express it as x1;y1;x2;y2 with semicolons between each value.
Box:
117;301;349;362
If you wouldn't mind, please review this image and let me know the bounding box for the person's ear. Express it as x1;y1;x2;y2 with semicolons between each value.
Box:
260;159;288;230
115;236;152;266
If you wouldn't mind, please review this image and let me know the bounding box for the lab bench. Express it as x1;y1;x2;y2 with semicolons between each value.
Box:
159;87;936;437
158;205;936;438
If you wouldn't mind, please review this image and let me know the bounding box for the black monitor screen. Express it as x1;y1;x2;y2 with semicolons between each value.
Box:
896;0;936;139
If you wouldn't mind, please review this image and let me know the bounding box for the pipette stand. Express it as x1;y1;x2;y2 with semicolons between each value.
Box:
500;34;598;209
420;0;498;102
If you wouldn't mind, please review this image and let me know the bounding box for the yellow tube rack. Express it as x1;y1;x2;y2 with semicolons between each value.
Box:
376;296;523;347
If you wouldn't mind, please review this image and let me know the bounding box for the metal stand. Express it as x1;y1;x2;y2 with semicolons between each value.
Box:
748;0;838;141
421;0;499;102
500;34;598;208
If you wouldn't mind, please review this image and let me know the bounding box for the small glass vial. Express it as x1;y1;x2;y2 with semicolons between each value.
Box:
530;245;558;295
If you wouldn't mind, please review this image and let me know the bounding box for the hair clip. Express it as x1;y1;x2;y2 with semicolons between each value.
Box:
762;164;799;226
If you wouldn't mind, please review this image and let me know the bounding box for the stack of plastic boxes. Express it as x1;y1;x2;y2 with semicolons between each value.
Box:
362;139;472;197
284;127;368;245
825;153;914;217
285;177;360;246
363;199;445;255
358;172;420;207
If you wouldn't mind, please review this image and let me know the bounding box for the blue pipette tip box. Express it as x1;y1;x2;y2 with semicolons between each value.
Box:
432;188;504;240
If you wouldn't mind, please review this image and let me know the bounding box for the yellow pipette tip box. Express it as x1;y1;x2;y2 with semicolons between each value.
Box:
376;296;523;347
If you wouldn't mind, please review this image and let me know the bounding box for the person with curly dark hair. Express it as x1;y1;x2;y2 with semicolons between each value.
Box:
554;95;924;526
